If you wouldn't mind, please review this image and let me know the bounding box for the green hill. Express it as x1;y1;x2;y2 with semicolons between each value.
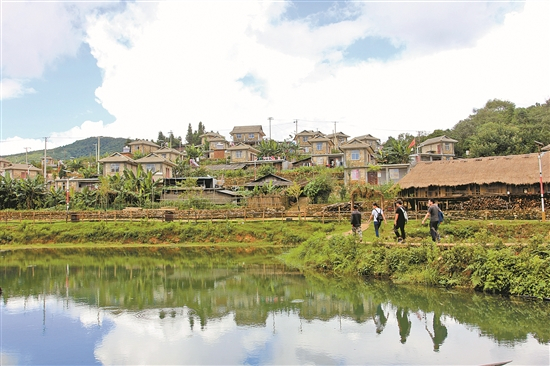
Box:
4;137;128;164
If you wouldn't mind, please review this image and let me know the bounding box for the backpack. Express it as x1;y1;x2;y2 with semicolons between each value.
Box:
438;209;444;223
402;207;409;224
376;209;384;223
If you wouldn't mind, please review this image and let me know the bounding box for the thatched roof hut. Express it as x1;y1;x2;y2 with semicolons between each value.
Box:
399;153;550;189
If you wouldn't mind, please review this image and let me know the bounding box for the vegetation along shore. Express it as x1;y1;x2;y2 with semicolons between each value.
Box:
2;218;549;300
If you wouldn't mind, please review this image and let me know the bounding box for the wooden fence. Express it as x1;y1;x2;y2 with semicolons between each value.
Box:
0;208;545;224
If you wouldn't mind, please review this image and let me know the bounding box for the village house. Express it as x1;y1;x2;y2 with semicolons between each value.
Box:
309;134;343;167
340;138;377;185
294;130;319;153
153;146;184;162
126;140;161;155
410;135;458;164
135;153;177;179
227;143;260;163
2;163;42;179
99;153;138;177
200;131;229;159
398;153;550;210
229;125;265;145
326;131;350;149
53;177;100;193
355;134;381;151
0;158;11;170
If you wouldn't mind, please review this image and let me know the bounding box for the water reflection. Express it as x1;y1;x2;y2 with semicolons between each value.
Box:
1;248;549;365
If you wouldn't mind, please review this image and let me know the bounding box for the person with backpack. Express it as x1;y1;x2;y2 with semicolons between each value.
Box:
393;199;407;243
422;198;442;242
367;202;387;238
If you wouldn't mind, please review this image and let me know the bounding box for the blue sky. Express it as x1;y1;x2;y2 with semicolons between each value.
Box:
1;0;549;156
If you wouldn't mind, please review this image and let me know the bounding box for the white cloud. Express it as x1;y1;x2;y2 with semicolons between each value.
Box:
1;0;549;156
0;78;35;100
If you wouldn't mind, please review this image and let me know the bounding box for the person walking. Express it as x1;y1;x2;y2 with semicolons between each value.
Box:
422;198;441;242
393;200;407;243
367;202;386;238
350;205;363;241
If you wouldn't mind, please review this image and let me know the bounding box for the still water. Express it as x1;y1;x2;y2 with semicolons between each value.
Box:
1;248;549;365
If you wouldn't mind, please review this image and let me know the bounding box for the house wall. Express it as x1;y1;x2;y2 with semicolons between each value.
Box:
5;169;40;179
344;149;370;167
130;143;157;154
421;142;455;155
104;162;137;176
232;132;262;143
311;141;332;155
230;150;255;163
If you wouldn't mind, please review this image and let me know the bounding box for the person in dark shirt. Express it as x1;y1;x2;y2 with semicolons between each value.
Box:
350;205;363;241
393;200;406;242
422;198;441;242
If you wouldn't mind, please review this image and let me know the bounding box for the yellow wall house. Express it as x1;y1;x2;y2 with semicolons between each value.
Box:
411;135;458;164
135;153;177;179
99;153;138;177
126;140;161;155
229;125;265;145
309;134;337;166
340;138;376;185
294;130;318;153
227;143;260;163
153;147;183;162
2;163;42;179
200;132;229;159
326;131;350;149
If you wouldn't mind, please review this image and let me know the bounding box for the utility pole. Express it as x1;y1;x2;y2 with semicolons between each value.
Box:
97;136;101;174
294;119;298;137
168;130;173;148
333;121;338;148
268;117;273;140
43;137;47;180
24;147;31;176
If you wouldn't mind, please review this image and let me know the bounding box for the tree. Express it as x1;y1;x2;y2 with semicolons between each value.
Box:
257;140;282;158
286;182;303;219
303;174;333;204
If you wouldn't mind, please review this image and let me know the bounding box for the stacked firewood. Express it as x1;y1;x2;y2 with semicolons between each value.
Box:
460;197;543;211
322;202;366;212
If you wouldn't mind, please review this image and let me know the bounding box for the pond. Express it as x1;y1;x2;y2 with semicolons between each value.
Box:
1;248;549;365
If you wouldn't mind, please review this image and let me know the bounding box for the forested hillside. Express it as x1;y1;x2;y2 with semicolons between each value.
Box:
5;137;127;164
427;99;550;158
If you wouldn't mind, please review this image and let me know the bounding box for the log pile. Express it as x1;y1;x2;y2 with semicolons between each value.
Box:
457;197;544;211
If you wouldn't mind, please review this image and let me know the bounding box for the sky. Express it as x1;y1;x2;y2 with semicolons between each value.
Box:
1;0;549;156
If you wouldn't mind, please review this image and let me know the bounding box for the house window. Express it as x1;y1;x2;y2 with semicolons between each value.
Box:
248;133;255;139
145;164;156;172
315;157;324;165
351;150;360;160
444;143;451;151
303;136;308;142
316;143;323;151
236;134;242;139
110;163;120;173
304;147;310;153
236;151;242;158
351;169;360;181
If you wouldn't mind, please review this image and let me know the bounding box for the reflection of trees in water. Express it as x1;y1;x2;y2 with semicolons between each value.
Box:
2;248;549;346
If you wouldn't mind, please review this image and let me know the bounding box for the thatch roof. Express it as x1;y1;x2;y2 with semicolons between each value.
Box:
399;153;550;188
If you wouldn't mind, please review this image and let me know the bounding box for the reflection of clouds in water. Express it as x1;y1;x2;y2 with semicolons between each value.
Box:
3;295;549;365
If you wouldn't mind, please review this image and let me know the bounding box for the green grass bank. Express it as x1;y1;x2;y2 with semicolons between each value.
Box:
2;218;549;299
